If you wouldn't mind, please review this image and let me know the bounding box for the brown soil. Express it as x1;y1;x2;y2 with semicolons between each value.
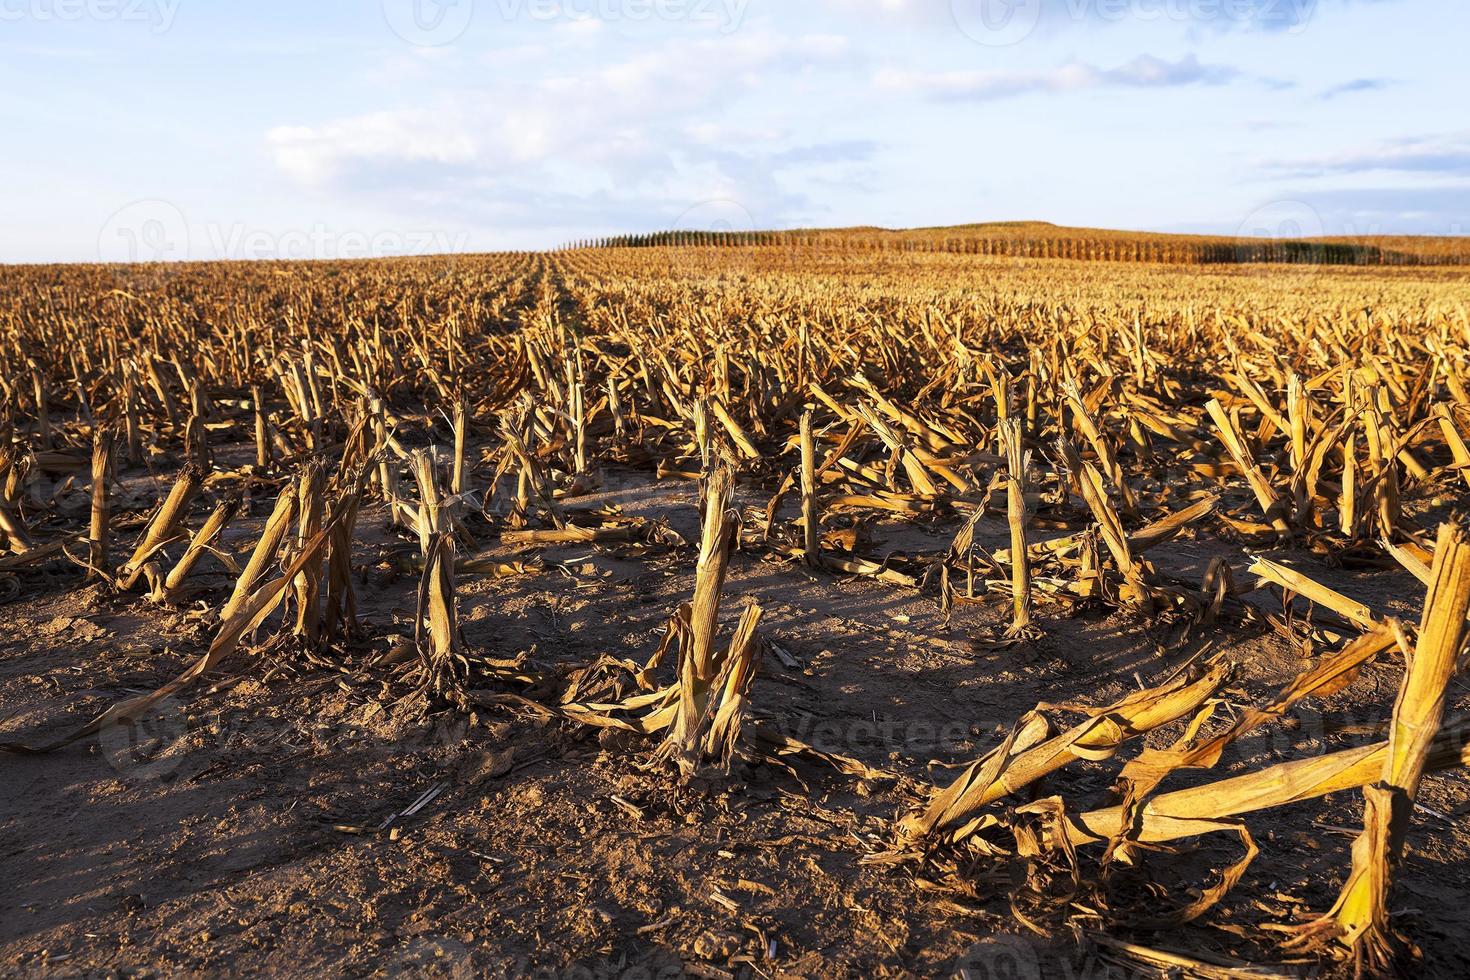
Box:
3;469;1469;979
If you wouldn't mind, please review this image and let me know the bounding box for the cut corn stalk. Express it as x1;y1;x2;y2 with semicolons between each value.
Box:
291;462;326;642
416;532;468;708
1041;716;1470;849
1286;523;1470;970
88;427;112;577
117;464;204;591
1000;418;1034;635
657;465;736;774
220;488;296;622
1206;398;1291;537
1118;626;1398;802
1248;555;1386;632
1;511;342;753
156;498;238;603
1057;435;1135;577
898;662;1230;845
799;410;822;569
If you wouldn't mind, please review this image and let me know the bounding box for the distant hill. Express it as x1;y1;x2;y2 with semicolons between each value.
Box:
578;221;1470;267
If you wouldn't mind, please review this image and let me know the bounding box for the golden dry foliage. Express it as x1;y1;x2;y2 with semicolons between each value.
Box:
1286;524;1470;973
999;417;1034;636
116;463;202;591
416;532;469;709
657;466;737;772
897;663;1230;845
87;426;112;577
1;240;1470;969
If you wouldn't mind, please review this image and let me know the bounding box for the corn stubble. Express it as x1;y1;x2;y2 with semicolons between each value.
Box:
1;242;1469;970
1282;524;1470;973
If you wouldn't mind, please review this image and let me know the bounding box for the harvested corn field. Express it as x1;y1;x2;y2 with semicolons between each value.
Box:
4;243;1470;978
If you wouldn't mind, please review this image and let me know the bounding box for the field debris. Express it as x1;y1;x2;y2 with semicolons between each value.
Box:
1;242;1469;975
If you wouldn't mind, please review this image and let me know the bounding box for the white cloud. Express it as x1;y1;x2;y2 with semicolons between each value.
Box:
267;110;479;185
685;121;788;145
266;31;865;231
875;54;1239;101
273;31;852;178
824;0;1373;34
1264;134;1470;178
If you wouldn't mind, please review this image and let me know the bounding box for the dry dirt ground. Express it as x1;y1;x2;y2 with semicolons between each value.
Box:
3;466;1470;979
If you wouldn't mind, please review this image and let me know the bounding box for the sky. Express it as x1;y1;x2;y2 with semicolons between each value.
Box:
0;0;1464;262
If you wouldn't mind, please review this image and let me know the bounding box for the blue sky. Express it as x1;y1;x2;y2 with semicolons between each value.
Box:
1;0;1464;262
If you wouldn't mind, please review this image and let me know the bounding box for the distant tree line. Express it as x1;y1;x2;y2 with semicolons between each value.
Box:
552;230;1467;267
